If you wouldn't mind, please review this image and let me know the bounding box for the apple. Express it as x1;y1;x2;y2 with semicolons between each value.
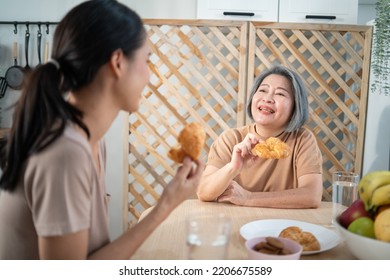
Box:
348;217;376;239
338;199;372;229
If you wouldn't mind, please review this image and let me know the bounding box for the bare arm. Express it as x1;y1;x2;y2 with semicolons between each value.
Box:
217;173;323;209
197;164;237;201
39;157;205;260
197;133;260;201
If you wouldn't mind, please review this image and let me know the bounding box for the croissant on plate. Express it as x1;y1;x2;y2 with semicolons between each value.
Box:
278;226;321;251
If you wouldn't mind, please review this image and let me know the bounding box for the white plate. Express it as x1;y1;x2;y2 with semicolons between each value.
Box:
240;219;341;255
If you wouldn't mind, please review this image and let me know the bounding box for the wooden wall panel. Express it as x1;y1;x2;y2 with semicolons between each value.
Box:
126;20;372;226
127;20;248;225
247;22;372;200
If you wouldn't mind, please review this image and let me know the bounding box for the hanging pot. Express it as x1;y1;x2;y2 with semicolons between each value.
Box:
4;42;25;91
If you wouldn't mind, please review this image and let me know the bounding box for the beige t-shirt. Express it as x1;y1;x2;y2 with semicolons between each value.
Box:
207;124;322;192
0;125;110;259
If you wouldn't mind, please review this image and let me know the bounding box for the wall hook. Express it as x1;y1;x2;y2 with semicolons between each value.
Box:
46;22;50;34
13;22;17;34
25;23;30;35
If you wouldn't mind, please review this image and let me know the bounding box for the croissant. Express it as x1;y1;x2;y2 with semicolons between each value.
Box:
168;122;206;163
279;226;320;251
251;137;291;159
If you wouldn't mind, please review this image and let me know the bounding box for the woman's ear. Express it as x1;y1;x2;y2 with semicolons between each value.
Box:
109;49;124;78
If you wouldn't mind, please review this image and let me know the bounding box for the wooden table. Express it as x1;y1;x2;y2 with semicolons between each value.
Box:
131;199;356;260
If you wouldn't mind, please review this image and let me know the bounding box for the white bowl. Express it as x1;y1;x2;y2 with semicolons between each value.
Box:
245;236;302;260
334;219;390;260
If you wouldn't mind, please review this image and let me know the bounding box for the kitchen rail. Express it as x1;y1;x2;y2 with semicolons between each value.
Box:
0;21;58;34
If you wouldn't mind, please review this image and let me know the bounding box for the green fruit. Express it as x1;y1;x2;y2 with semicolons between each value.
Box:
347;217;376;239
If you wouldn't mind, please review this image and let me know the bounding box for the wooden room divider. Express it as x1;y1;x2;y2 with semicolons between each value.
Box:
124;20;372;228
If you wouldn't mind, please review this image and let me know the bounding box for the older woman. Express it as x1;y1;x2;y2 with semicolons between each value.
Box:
197;65;322;208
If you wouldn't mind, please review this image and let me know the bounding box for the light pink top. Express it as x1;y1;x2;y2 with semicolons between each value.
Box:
0;125;110;259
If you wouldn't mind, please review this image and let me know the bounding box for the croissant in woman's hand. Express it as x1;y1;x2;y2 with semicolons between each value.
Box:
251;137;291;159
168;122;206;163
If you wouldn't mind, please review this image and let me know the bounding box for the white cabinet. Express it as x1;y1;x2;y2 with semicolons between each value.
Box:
197;0;279;22
198;0;359;24
279;0;358;24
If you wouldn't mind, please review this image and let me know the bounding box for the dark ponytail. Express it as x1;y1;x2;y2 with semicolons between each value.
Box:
0;62;88;191
0;0;146;191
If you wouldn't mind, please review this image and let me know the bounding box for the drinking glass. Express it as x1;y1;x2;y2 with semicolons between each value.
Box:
332;171;359;224
186;214;231;260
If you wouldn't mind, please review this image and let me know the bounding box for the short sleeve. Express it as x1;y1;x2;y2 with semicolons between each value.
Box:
207;128;243;168
24;139;93;237
295;129;323;177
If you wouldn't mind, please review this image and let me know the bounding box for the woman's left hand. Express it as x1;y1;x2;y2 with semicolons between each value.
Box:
216;180;251;206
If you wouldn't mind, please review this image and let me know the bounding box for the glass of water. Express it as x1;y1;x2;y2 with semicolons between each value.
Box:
186;214;231;260
332;171;360;224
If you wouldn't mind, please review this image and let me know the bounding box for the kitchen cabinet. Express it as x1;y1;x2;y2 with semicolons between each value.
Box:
197;0;279;22
279;0;358;24
198;0;359;24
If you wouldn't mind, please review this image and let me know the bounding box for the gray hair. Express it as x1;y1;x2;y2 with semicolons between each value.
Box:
246;65;309;132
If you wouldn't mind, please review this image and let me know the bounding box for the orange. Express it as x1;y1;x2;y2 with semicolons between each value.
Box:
374;208;390;242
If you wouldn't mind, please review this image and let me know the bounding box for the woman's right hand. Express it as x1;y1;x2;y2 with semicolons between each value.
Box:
158;157;205;213
230;133;260;173
88;158;204;260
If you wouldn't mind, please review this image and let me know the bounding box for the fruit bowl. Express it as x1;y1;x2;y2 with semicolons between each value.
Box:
334;218;390;260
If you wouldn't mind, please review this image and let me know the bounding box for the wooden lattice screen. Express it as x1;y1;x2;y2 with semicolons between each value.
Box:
246;22;372;201
126;20;372;227
127;20;248;226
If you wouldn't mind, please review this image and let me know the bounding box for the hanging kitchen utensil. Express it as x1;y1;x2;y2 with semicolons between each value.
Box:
0;77;8;98
5;42;25;90
24;26;31;72
44;41;49;63
37;24;42;65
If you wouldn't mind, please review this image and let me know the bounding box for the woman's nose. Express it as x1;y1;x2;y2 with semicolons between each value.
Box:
262;91;274;103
